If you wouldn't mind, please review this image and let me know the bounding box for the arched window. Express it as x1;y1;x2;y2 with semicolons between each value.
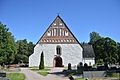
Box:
56;46;61;55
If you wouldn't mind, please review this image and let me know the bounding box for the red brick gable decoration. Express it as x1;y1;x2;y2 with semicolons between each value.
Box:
39;15;79;44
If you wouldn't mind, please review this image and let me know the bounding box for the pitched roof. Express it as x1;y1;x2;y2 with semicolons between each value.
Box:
82;44;95;58
36;15;82;45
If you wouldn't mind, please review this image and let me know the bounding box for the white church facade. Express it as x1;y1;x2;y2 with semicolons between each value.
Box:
29;15;95;67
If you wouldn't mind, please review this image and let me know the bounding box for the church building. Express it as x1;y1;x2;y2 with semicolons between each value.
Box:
29;15;95;67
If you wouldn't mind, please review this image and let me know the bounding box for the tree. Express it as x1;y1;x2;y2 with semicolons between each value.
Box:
0;22;17;65
39;52;44;70
0;22;34;64
15;39;34;63
88;32;119;64
117;42;120;64
15;39;28;63
89;31;101;45
94;37;118;64
27;42;34;57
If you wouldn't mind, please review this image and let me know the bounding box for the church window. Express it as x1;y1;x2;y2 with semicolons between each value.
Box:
56;46;61;55
73;40;75;42
65;31;68;36
89;62;91;66
53;23;56;25
54;29;56;36
61;40;63;42
47;31;51;36
59;23;62;25
59;29;61;36
62;30;64;36
51;30;53;36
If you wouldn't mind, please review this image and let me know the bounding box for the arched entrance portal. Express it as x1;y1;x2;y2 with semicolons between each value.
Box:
54;56;63;67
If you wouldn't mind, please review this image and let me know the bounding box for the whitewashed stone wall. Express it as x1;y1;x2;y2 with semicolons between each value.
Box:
29;44;83;67
83;58;95;66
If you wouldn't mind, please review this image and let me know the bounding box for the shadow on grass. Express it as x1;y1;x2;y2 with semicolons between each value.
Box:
49;69;79;77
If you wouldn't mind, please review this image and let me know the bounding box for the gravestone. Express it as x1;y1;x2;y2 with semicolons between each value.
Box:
68;63;71;70
77;62;83;74
0;77;10;80
69;75;74;80
0;70;10;80
0;70;6;77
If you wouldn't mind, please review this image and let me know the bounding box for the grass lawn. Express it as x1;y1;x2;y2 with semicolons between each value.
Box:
106;70;120;79
37;71;49;76
75;78;107;80
31;68;50;71
75;78;86;80
112;73;120;78
31;67;50;76
7;73;25;80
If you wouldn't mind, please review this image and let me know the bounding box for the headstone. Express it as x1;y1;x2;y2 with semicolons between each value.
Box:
0;77;10;80
68;63;71;70
0;70;6;77
77;62;83;74
69;75;74;80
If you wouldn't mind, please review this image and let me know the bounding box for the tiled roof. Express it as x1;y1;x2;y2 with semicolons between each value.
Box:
82;44;95;58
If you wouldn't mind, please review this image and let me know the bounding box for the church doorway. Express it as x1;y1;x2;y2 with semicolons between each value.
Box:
54;56;63;67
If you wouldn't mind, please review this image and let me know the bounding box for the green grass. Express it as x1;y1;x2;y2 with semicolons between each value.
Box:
31;68;50;71
31;67;50;76
75;78;107;80
105;70;120;78
37;71;49;76
29;66;39;68
108;73;120;78
7;73;25;80
75;78;85;80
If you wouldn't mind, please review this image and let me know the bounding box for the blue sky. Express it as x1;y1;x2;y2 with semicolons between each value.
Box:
0;0;120;43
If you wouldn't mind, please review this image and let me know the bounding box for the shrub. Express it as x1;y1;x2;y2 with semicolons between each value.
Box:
39;52;44;70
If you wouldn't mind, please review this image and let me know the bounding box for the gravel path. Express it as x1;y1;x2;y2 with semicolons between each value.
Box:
21;68;69;80
21;68;46;80
46;67;69;80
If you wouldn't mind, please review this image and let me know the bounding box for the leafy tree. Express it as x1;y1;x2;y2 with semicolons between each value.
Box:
96;59;104;65
15;39;28;63
0;22;34;64
27;42;34;57
89;32;119;64
117;42;120;64
39;52;44;70
89;31;101;45
94;37;118;64
15;39;34;63
0;22;17;65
